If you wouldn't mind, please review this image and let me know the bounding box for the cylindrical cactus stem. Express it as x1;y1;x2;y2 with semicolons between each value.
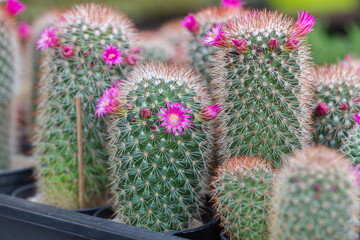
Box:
0;7;20;169
270;145;360;240
209;10;316;167
212;156;273;240
34;3;140;209
182;6;246;86
103;62;219;232
341;114;360;164
313;63;360;149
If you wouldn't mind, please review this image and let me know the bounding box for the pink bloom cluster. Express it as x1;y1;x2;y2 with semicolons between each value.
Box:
102;44;124;67
200;104;221;121
291;10;317;38
221;0;246;8
36;26;59;51
95;81;121;120
158;101;193;136
6;0;26;16
202;24;225;47
18;21;31;40
182;14;199;33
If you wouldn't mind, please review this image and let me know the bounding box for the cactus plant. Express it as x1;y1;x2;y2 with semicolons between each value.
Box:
0;7;20;169
212;156;272;240
312;64;360;149
209;10;315;167
270;145;360;240
103;62;218;232
34;3;139;209
138;31;176;62
341;113;360;164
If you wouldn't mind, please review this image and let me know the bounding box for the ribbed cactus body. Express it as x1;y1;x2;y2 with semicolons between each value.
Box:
107;62;213;232
0;8;18;169
212;156;272;240
313;64;360;149
270;146;359;240
35;4;138;209
211;11;314;167
342;123;360;164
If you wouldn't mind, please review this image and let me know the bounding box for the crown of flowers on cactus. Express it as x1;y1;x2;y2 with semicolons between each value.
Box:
5;0;25;16
18;21;31;40
36;26;59;50
182;14;199;33
221;0;246;8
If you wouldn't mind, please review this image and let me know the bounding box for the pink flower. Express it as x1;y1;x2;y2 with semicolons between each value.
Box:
36;26;59;51
157;101;193;136
102;44;124;67
267;38;279;51
182;14;199;33
315;103;329;116
95;85;121;119
351;164;360;186
200;104;221;121
141;108;152;119
124;54;139;66
291;10;316;38
18;21;31;40
232;39;248;53
6;0;26;16
62;45;75;58
221;0;246;8
202;24;225;47
355;113;360;125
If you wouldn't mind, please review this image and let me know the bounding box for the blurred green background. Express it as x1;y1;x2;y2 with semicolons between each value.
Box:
18;0;360;65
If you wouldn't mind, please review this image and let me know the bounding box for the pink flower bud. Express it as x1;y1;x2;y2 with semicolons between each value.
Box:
182;14;199;33
339;103;348;111
284;38;300;51
125;103;134;110
131;116;137;122
267;38;279;51
130;47;141;54
62;45;75;58
125;54;139;66
18;21;31;40
232;39;248;53
83;50;90;56
141;108;151;119
200;104;221;121
354;97;360;103
315;103;329;116
149;125;157;130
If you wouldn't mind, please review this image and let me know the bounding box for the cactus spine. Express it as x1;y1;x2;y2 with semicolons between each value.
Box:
210;10;315;167
341;114;360;164
270;145;359;240
106;62;215;232
212;156;272;240
312;64;360;149
34;4;139;209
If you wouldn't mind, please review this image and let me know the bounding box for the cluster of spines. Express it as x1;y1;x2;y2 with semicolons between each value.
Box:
270;145;359;240
212;156;272;240
107;62;215;232
341;114;360;164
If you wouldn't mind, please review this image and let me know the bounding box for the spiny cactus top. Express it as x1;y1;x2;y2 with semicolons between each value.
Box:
0;7;20;169
342;114;360;165
34;3;139;209
182;6;246;85
312;64;360;149
270;145;360;240
138;31;176;62
103;62;219;232
209;10;315;167
212;155;272;240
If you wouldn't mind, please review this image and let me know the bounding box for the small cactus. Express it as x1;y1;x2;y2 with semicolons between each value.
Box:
270;145;360;240
212;156;272;240
342;113;360;164
312;63;360;149
34;3;139;209
103;62;218;232
209;10;315;167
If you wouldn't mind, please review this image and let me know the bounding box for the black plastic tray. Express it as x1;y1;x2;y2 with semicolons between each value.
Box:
0;166;34;194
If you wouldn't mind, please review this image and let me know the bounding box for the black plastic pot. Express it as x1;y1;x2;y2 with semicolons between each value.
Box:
93;201;222;240
0;193;186;240
12;183;109;216
0;166;34;195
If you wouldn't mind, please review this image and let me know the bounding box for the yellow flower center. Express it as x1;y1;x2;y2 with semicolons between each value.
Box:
169;114;179;126
108;53;116;60
210;33;216;38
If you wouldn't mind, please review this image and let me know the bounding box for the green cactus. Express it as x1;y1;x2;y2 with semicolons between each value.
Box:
313;64;360;149
270;145;359;240
106;62;216;232
212;156;272;240
210;10;315;167
0;7;19;169
341;114;360;164
34;3;139;209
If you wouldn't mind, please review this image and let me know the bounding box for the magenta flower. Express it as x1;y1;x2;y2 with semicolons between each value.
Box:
315;103;329;116
182;14;199;33
221;0;246;8
291;10;316;38
202;24;225;47
95;85;120;119
355;114;360;125
6;0;26;16
200;104;221;121
124;54;139;66
18;21;31;40
232;39;248;53
62;45;75;58
36;26;59;51
102;44;124;67
267;38;279;51
157;101;193;136
339;103;348;111
351;164;360;186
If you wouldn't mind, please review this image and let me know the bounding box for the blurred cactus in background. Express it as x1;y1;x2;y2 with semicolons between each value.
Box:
342;114;360;165
138;31;176;62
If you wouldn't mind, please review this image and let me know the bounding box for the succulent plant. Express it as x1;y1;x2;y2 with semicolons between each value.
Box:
312;63;360;149
212;156;272;240
138;31;176;62
341;113;360;164
270;145;360;240
209;10;315;167
34;3;139;209
103;62;218;232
